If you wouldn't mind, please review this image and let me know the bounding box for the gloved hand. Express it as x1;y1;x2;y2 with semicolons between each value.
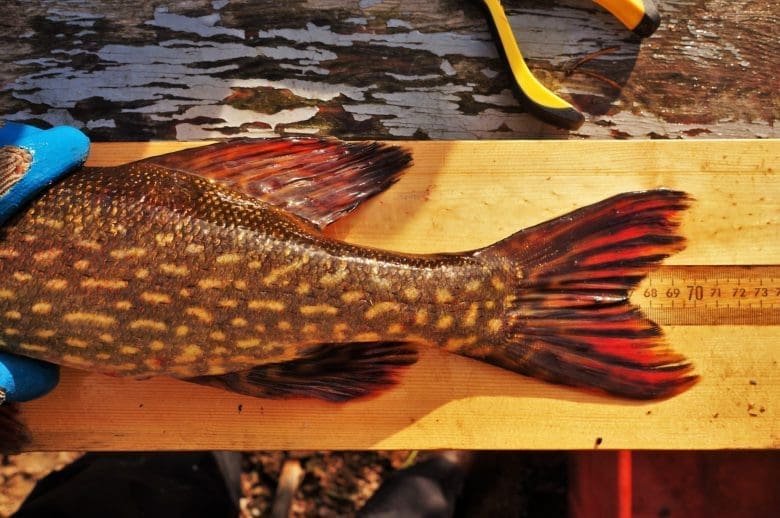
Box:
0;352;61;403
0;121;89;403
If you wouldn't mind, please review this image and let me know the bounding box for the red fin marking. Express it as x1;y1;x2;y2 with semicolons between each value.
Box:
475;190;697;399
142;138;412;228
501;342;694;399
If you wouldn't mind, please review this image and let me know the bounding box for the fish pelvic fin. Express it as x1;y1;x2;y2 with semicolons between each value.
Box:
141;138;412;229
1;403;30;454
474;189;698;399
187;342;418;402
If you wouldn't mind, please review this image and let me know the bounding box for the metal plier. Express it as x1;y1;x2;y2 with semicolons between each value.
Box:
477;0;660;129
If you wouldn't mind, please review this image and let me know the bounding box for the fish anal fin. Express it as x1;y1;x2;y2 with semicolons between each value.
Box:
142;138;412;229
187;342;418;402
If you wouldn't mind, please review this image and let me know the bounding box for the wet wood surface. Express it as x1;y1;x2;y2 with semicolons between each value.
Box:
2;0;777;140
18;139;780;451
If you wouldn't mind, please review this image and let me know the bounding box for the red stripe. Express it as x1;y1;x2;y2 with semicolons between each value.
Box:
581;244;680;267
573;222;675;255
618;450;632;518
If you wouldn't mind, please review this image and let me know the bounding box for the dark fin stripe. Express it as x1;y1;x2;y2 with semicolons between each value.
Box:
532;334;687;367
186;342;418;402
526;222;684;277
487;341;696;400
492;191;690;264
516;290;628;309
141;138;412;229
528;268;647;284
1;403;30;454
522;306;657;325
474;189;698;399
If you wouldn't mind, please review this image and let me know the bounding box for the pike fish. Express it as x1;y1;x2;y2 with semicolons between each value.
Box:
0;138;696;415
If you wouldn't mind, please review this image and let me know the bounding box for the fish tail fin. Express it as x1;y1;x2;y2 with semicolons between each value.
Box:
1;403;30;453
474;189;698;399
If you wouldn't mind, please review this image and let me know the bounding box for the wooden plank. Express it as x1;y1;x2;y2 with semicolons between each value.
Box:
18;139;780;451
2;0;777;140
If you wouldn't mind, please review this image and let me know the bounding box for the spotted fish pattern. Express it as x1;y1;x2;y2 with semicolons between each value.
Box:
0;139;697;401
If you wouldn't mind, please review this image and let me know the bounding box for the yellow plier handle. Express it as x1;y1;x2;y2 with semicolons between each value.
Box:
594;0;660;38
479;0;660;130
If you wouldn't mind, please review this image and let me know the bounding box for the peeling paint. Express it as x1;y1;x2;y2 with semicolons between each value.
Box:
1;0;775;140
147;7;246;39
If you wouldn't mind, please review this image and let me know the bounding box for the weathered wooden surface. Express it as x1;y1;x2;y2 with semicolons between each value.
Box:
17;139;780;451
2;0;777;140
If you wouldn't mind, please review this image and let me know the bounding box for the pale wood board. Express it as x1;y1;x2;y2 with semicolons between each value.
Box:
19;140;780;451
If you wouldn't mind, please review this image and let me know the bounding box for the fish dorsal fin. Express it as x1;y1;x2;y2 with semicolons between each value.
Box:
142;138;411;229
186;342;418;402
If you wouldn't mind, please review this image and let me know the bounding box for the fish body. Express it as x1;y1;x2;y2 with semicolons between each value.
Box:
0;138;696;403
0;164;494;379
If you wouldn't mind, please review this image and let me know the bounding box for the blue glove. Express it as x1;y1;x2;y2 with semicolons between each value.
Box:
0;352;61;403
0;121;89;403
0;122;89;221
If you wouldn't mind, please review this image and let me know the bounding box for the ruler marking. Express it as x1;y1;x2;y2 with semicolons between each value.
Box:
633;265;780;326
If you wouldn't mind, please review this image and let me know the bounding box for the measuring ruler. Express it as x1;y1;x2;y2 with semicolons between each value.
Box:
631;266;780;325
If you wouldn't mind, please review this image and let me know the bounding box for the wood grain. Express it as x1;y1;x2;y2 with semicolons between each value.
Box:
18;139;780;451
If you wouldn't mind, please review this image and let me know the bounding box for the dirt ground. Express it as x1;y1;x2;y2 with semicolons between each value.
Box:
1;450;567;517
0;452;82;516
